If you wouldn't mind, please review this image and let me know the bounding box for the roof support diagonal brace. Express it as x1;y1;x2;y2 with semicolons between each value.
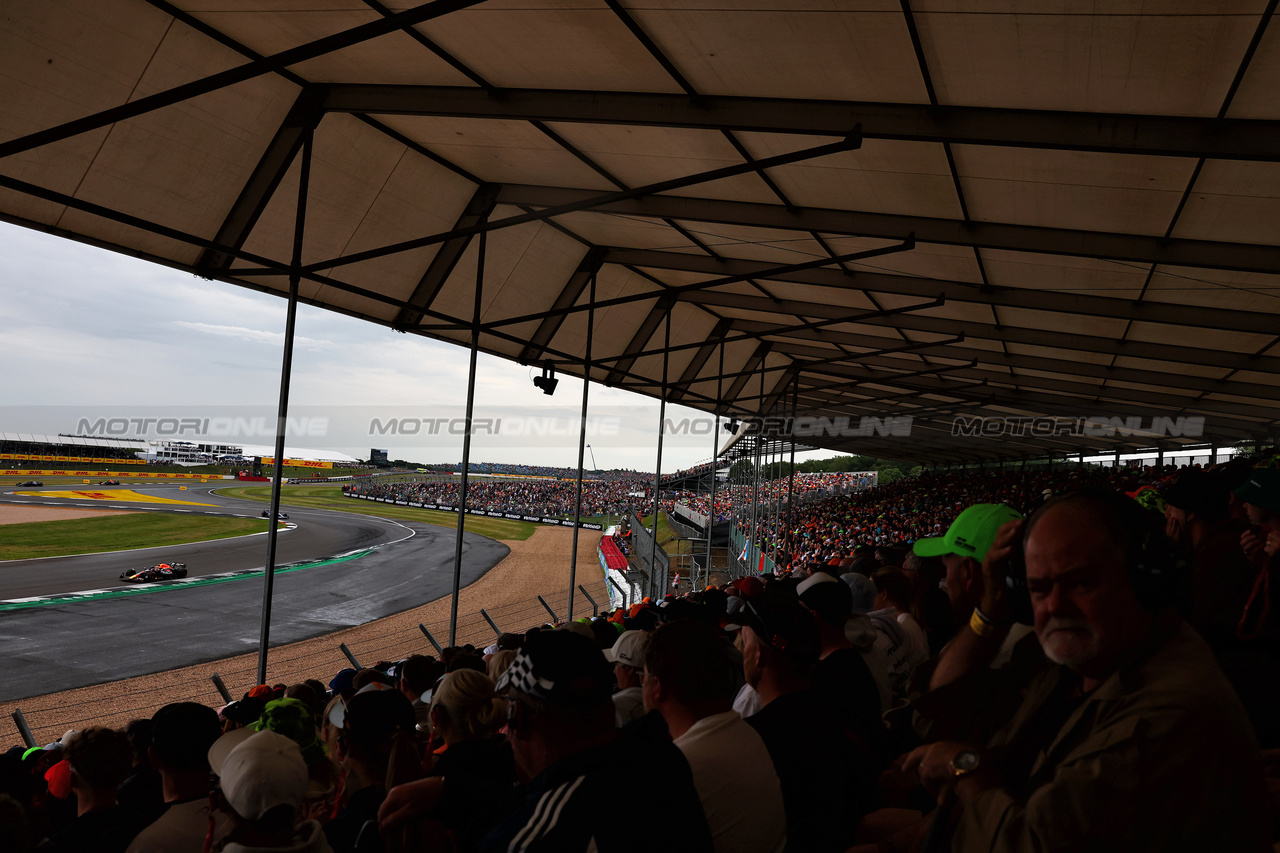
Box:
518;246;608;363
605;293;679;386
198;87;326;272
393;183;500;330
723;343;773;405
670;318;734;403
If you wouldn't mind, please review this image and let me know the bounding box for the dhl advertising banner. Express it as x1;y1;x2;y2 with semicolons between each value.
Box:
0;453;146;465
2;470;232;479
258;458;334;469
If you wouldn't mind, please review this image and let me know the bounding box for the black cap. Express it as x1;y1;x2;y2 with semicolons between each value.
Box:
1161;469;1229;517
725;592;820;663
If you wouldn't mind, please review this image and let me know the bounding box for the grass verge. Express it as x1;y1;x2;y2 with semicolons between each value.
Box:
638;511;692;555
217;485;540;541
0;515;272;560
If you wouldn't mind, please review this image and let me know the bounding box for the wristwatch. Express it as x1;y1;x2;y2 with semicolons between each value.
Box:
951;749;981;777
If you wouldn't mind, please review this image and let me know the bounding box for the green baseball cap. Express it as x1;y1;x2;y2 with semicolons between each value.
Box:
912;503;1023;561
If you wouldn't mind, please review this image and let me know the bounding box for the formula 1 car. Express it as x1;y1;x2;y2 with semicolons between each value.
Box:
261;510;289;519
98;479;120;485
119;562;188;583
16;480;43;487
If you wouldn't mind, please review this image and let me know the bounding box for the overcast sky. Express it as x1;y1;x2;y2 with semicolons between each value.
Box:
1;221;839;472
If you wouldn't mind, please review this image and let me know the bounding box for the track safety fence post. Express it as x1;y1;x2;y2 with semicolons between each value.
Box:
339;643;362;670
537;595;559;623
418;624;443;654
210;673;234;705
480;608;503;638
11;710;35;749
577;584;598;616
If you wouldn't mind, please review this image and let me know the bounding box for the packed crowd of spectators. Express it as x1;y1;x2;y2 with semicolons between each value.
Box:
346;473;657;519
673;471;875;523
416;462;649;481
5;456;1279;852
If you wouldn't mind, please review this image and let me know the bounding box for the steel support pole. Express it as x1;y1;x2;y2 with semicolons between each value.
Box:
785;379;797;566
566;271;596;620
648;311;670;598
537;595;559;623
449;230;486;646
210;673;233;705
705;341;724;588
256;129;311;687
11;710;35;749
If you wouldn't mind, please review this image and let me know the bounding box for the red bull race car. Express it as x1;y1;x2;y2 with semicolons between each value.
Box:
119;562;188;583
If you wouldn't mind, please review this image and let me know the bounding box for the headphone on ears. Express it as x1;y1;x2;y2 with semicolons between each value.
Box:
1010;488;1189;617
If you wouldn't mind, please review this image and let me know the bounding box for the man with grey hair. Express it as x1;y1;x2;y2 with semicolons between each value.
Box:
896;490;1270;852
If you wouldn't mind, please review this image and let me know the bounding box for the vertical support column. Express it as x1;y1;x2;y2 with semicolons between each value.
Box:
566;271;596;621
1114;449;1121;469
705;341;723;589
648;310;671;599
785;379;797;567
256;129;312;687
449;231;487;647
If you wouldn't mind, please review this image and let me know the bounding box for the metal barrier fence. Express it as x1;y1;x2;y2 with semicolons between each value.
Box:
628;512;670;594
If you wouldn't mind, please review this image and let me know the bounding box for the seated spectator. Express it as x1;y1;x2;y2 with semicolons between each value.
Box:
251;698;338;823
841;571;893;712
207;729;331;852
396;655;441;732
731;593;874;852
892;490;1272;851
644;620;785;853
325;685;420;853
798;573;886;762
605;630;649;727
381;630;714;852
116;719;162;823
47;727;146;853
126;702;222;853
420;670;516;852
868;569;929;700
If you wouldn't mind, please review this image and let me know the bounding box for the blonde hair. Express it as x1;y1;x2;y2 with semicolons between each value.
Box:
430;670;506;739
487;649;517;683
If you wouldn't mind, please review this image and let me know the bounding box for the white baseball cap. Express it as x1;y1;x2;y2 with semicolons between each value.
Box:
605;629;649;668
208;729;307;821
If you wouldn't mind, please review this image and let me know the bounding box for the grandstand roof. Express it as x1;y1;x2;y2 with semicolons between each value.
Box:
3;2;1279;464
1;433;147;450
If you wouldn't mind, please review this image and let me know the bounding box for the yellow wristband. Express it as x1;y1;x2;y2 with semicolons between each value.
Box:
969;608;1008;639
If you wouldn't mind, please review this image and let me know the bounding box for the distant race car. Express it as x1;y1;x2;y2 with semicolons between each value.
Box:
16;480;43;487
98;479;120;486
119;562;188;583
262;510;289;519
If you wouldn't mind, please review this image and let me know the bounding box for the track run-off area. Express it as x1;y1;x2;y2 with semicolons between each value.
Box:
0;478;510;701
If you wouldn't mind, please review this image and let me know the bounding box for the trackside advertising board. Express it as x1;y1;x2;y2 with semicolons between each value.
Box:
1;454;147;464
343;492;604;530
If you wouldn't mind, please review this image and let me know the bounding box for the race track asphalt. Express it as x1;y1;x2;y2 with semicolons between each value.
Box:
0;482;509;701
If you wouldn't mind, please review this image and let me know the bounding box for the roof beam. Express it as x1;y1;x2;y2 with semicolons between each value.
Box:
393;183;499;330
736;314;1280;376
0;0;485;160
318;85;1280;161
495;188;1280;274
606;248;1280;335
306;134;862;272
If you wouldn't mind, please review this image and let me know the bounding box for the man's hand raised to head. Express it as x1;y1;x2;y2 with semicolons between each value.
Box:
978;519;1025;625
